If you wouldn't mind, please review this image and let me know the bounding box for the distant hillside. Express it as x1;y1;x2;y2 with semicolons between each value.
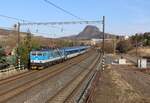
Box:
61;25;116;39
0;28;56;48
0;28;27;37
0;29;10;36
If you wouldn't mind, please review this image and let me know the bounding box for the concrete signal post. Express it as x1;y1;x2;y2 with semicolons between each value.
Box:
102;16;105;71
17;23;21;70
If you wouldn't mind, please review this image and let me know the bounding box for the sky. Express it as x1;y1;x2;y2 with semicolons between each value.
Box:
0;0;150;37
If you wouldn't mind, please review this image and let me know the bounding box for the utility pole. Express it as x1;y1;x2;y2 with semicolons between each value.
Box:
102;16;105;71
17;22;21;70
102;16;105;55
136;33;138;65
27;29;31;69
113;37;116;57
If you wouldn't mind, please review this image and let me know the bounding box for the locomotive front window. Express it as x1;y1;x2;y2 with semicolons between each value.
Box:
37;53;43;56
43;53;47;56
32;53;36;56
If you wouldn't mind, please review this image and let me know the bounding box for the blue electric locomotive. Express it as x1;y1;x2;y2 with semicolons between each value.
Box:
30;46;90;69
30;49;65;69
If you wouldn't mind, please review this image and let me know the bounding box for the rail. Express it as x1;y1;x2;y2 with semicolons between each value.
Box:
46;52;100;103
77;54;103;103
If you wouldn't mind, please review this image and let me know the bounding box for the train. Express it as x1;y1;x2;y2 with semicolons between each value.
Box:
30;46;90;69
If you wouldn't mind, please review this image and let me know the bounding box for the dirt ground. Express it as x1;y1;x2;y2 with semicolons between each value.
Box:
93;65;150;103
128;47;150;57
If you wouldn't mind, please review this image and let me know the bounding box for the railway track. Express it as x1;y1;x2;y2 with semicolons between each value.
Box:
0;50;96;103
64;56;102;103
46;53;101;103
0;70;36;85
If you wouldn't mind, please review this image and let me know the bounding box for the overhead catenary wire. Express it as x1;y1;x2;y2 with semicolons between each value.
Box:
0;14;61;32
44;0;84;20
0;14;31;22
20;20;102;26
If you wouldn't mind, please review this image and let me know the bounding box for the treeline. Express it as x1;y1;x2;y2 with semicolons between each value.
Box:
0;37;83;68
131;32;150;46
0;46;6;63
104;32;150;54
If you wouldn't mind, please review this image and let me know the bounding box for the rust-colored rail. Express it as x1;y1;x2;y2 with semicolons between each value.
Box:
85;70;101;103
64;55;101;103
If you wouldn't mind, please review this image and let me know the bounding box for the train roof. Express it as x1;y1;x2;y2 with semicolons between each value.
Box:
31;46;90;52
62;46;89;49
31;49;53;52
61;46;90;51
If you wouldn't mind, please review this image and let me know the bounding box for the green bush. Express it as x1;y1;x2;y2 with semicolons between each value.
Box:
116;40;133;53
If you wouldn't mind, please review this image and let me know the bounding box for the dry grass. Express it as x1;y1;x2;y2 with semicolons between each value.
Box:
128;47;150;57
93;65;150;103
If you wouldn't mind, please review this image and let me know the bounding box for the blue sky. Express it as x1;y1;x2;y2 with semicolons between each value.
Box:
0;0;150;37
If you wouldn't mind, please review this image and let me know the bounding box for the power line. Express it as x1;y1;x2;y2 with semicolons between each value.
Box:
0;14;30;22
44;0;83;20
